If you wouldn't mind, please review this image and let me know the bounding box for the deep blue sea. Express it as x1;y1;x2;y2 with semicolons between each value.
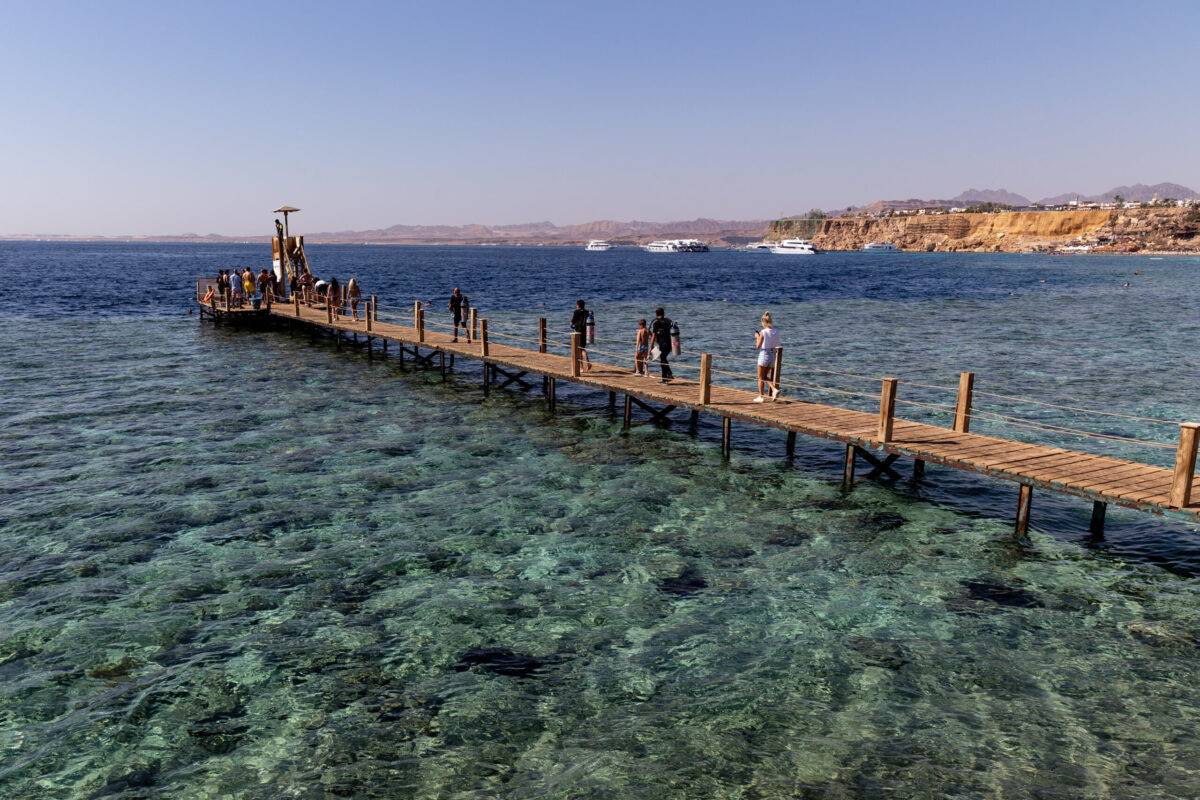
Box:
2;241;1199;798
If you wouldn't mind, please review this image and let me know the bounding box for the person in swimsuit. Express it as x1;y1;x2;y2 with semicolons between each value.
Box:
754;311;781;403
202;284;216;305
242;269;254;300
634;319;650;376
328;276;341;320
571;300;591;372
347;277;362;320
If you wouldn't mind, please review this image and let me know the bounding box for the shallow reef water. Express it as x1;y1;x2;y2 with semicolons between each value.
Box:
1;243;1199;798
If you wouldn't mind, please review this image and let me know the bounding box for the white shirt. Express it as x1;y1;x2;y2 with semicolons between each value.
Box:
759;326;780;351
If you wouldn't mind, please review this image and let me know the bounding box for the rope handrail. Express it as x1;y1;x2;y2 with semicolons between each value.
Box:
965;408;1177;450
972;388;1182;426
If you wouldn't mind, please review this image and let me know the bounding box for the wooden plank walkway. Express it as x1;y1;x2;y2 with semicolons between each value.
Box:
198;298;1200;532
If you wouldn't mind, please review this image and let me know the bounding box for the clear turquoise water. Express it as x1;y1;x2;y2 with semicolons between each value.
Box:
2;243;1199;798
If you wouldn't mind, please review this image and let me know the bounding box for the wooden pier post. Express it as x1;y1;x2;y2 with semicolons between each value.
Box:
480;319;489;356
547;377;557;413
327;300;333;324
470;308;479;343
538;318;547;353
366;304;373;332
440;350;446;380
1015;484;1033;537
954;371;975;433
698;353;712;404
1169;423;1199;509
570;333;581;378
786;431;797;460
623;394;632;430
1090;501;1107;536
913;459;926;481
417;307;426;343
842;444;856;491
294;293;301;317
771;347;784;396
371;294;378;322
413;301;421;331
878;377;898;443
483;363;490;396
721;417;732;459
608;390;616;410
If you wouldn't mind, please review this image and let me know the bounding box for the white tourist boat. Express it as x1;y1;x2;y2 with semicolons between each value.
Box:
585;239;614;251
863;242;897;251
643;238;710;253
770;238;819;255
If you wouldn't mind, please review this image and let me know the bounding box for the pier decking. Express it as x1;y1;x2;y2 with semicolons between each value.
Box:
198;295;1200;534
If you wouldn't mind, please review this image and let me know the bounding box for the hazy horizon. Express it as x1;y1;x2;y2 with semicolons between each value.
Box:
3;0;1198;236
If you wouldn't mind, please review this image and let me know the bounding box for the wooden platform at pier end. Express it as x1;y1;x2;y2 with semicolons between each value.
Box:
199;298;1200;527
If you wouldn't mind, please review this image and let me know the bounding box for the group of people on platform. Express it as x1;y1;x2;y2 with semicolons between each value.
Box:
208;268;280;309
446;289;782;401
204;269;365;321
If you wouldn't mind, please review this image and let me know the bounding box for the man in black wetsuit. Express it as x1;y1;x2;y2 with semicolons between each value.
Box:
449;287;465;342
650;307;673;382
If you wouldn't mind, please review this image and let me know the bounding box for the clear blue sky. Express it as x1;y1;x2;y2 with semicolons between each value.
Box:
2;0;1197;235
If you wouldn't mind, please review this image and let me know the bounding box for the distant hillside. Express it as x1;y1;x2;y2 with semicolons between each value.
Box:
1037;182;1199;206
950;188;1031;206
313;217;770;243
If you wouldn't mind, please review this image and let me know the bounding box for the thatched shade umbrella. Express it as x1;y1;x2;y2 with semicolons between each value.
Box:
274;205;300;239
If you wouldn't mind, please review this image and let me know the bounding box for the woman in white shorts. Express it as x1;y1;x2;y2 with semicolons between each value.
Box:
754;312;781;403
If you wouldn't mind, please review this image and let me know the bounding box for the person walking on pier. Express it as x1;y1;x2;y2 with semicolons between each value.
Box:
571;300;592;372
754;311;781;403
231;270;244;307
634;319;650;376
449;287;466;342
216;270;229;304
651;307;674;383
347;277;362;321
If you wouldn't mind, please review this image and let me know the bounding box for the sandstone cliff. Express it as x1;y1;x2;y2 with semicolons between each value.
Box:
769;208;1200;253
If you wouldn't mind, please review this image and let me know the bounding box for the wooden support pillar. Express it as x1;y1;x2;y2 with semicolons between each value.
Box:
913;459;926;480
698;353;712;404
538;318;547;353
786;431;797;460
294;293;301;317
570;333;581;377
371;294;378;322
327;300;333;324
440;350;446;380
771;347;784;397
413;300;421;331
1015;484;1033;538
721;417;732;459
608;390;616;410
1089;500;1107;537
842;444;856;491
623;394;633;430
689;409;700;434
398;343;405;369
417;308;425;343
480;319;489;357
547;377;557;413
878;377;898;443
954;371;975;433
483;363;490;396
1169;423;1199;509
470;308;479;343
366;305;373;332
382;339;388;358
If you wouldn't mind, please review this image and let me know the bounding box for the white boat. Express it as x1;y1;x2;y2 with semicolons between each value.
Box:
745;241;773;251
863;242;897;251
585;239;614;251
643;238;710;253
770;238;819;255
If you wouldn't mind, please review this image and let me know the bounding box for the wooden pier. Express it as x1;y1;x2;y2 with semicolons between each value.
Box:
198;294;1200;536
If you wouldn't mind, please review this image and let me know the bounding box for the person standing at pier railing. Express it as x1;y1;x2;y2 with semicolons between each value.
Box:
571;300;592;372
347;277;361;321
216;270;229;305
449;287;466;342
328;276;341;320
634;319;651;376
650;307;674;383
754;311;781;403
